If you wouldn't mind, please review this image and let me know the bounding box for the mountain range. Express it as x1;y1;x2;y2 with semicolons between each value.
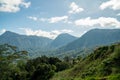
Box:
0;29;120;57
0;31;52;50
58;29;120;53
0;31;77;51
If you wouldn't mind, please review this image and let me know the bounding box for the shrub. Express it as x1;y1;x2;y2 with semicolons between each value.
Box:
55;62;70;72
31;63;55;80
108;74;120;80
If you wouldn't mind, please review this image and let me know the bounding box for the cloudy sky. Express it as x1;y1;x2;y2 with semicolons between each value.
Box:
0;0;120;39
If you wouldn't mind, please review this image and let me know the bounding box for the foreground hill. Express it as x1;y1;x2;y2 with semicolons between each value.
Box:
58;29;120;53
51;43;120;80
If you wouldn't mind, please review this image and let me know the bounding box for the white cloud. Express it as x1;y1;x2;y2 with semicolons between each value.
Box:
49;16;68;23
0;0;31;12
0;29;6;35
27;16;69;23
68;2;84;14
100;0;120;10
28;16;38;21
74;17;120;28
20;28;73;39
21;1;31;8
75;17;97;26
39;18;48;22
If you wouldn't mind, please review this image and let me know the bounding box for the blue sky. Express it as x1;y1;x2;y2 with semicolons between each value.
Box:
0;0;120;39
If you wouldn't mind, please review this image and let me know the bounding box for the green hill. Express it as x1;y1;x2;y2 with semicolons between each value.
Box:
51;43;120;80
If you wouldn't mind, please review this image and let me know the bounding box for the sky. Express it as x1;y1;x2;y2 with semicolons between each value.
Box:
0;0;120;39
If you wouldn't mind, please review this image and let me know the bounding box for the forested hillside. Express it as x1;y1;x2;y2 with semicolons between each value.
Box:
0;44;71;80
51;43;120;80
1;43;120;80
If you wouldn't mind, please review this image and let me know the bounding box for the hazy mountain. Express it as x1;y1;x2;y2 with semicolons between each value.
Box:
1;29;120;58
50;33;77;48
58;29;120;52
0;31;52;50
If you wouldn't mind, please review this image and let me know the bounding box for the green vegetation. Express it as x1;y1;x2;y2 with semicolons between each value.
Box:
51;43;120;80
0;44;71;80
0;44;28;80
25;56;71;80
1;43;120;80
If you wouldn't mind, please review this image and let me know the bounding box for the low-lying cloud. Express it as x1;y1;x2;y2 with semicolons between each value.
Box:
20;28;73;39
0;29;6;35
28;16;69;23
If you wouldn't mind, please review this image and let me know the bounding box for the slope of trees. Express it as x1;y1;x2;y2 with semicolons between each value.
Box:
25;56;71;80
1;43;120;80
0;44;28;80
51;43;120;80
0;44;71;80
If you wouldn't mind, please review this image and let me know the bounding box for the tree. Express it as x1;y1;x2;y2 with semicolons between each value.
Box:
55;62;70;72
0;44;28;80
48;57;61;65
31;63;55;80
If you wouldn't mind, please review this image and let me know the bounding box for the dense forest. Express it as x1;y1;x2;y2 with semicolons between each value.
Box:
0;43;120;80
0;44;71;80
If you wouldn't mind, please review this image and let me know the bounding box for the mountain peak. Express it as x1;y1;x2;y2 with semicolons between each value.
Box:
2;31;20;37
4;31;17;34
56;33;76;38
59;33;71;35
58;29;120;52
50;33;77;48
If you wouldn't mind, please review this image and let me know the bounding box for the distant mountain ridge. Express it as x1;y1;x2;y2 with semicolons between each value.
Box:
0;29;120;58
50;33;77;48
0;31;77;51
58;29;120;52
0;31;52;50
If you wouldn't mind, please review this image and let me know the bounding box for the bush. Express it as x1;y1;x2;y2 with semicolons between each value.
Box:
85;77;96;80
31;63;55;80
55;62;70;72
108;74;120;80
